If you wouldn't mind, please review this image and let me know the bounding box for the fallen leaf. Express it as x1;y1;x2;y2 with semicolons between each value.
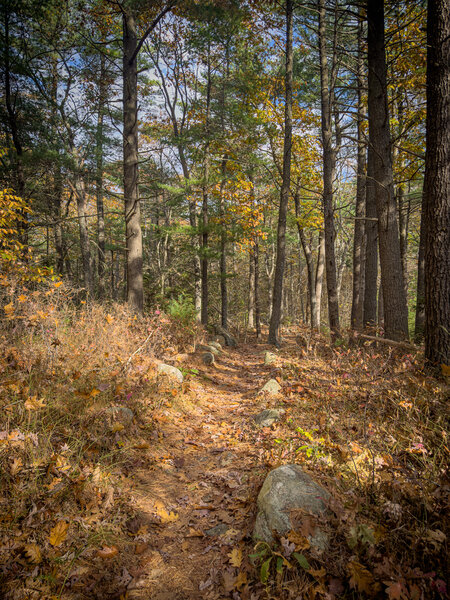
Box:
49;521;69;546
228;547;242;568
24;543;42;563
153;500;178;523
222;570;236;592
111;423;125;433
97;545;119;559
135;542;148;555
24;396;46;410
347;561;377;595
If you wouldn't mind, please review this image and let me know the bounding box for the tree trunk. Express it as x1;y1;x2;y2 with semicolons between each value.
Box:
351;15;366;330
201;41;212;326
424;0;450;366
367;0;409;340
414;204;426;341
363;145;378;327
96;53;107;298
254;241;261;338
248;249;255;329
294;193;317;328
318;0;340;339
315;231;325;327
123;8;143;313
268;0;293;346
75;177;93;293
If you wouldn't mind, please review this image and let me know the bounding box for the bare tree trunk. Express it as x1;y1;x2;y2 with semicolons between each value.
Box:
268;0;293;346
363;145;378;327
295;193;317;328
315;231;325;327
351;15;366;330
201;40;211;326
318;0;340;339
248;249;255;329
75;178;93;294
96;53;107;298
123;8;143;313
367;0;409;340
254;241;261;338
414;206;426;341
424;0;450;366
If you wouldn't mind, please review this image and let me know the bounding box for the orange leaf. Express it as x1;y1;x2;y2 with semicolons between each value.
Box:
97;545;119;559
49;521;69;546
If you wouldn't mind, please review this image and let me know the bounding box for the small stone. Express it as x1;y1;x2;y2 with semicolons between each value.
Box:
253;464;330;552
264;351;277;366
157;363;184;384
106;406;134;425
260;379;282;395
202;352;215;365
253;408;285;427
205;523;229;537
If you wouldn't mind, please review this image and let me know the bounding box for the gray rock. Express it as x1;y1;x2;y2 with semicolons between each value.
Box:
208;341;222;351
253;464;330;552
157;363;184;384
214;326;237;348
196;343;220;356
253;408;285;427
260;379;282;395
264;351;277;366
205;523;229;537
202;352;215;365
212;335;227;346
106;406;134;425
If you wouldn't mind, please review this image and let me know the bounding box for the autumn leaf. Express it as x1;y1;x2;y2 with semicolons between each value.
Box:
105;314;114;324
347;561;378;595
49;521;69;547
24;543;42;563
24;396;46;410
384;581;406;600
153;500;178;523
111;423;124;433
97;545;119;559
228;547;242;568
293;552;310;570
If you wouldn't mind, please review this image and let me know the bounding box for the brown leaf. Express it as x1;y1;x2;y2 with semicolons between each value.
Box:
222;570;236;592
97;545;119;559
24;543;42;563
134;543;148;555
228;547;242;568
347;561;378;595
49;521;69;547
385;581;404;600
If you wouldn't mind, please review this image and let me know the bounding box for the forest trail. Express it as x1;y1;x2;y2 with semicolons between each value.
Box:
125;341;282;599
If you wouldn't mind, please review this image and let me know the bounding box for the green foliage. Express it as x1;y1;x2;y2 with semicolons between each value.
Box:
166;294;197;327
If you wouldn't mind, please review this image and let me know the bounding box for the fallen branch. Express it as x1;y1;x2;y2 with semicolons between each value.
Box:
355;333;419;352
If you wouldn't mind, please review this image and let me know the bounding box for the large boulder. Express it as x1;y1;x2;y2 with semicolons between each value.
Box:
259;379;282;395
157;363;184;384
253;464;330;552
264;351;277;366
253;408;285;427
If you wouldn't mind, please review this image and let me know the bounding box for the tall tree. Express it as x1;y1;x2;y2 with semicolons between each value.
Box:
424;0;450;366
367;0;409;341
318;0;340;339
122;1;175;314
268;0;293;346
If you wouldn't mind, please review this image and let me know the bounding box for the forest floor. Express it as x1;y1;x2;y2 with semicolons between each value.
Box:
0;295;448;600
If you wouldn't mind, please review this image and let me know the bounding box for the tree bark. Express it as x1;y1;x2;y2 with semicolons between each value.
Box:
367;0;409;341
318;0;340;339
424;0;450;366
315;231;325;327
363;145;378;327
351;15;366;331
294;192;317;328
254;241;261;338
75;177;93;293
268;0;293;346
96;53;107;298
123;7;143;313
201;41;211;326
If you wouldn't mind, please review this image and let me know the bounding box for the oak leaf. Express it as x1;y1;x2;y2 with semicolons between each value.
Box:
228;547;242;568
49;521;69;546
24;543;42;563
97;545;119;559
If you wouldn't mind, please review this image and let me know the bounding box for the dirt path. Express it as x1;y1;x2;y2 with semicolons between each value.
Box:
126;343;275;599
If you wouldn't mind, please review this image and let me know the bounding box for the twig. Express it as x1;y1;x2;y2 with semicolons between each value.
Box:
355;333;419;352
